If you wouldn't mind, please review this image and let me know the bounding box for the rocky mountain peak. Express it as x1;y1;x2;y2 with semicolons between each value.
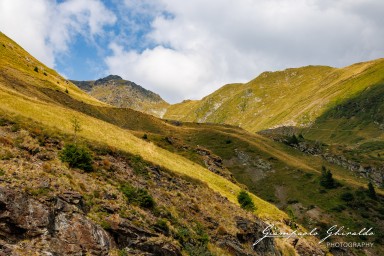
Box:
71;75;170;117
94;75;123;85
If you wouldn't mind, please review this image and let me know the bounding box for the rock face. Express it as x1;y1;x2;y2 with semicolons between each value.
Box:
196;146;237;182
71;75;169;117
0;187;113;255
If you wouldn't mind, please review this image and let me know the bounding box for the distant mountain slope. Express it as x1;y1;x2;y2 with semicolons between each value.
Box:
165;59;384;132
71;75;169;117
304;82;384;144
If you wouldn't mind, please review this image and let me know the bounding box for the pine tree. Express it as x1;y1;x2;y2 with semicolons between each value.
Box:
367;181;377;200
320;167;334;189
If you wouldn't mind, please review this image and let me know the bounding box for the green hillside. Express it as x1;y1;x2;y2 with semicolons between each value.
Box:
165;59;384;133
2;31;383;255
304;82;384;144
0;32;328;255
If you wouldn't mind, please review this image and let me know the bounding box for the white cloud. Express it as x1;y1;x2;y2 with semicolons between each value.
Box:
0;0;116;67
106;0;384;103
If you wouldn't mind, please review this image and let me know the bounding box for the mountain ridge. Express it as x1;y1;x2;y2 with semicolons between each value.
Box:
164;58;384;133
71;75;169;117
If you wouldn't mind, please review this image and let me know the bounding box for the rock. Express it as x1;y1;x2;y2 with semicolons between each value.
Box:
196;147;237;182
108;216;157;248
235;217;280;255
218;238;251;256
0;186;113;255
49;212;112;255
58;191;87;212
136;238;182;256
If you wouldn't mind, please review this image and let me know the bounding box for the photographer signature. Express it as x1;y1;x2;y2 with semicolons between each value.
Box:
253;224;374;246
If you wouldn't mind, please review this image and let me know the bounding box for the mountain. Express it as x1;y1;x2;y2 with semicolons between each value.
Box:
0;32;331;255
2;31;383;255
71;75;169;117
164;59;384;133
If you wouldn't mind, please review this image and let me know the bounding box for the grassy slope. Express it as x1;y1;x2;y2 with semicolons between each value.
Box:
304;82;384;145
165;59;384;133
0;32;286;222
0;32;107;107
3;30;382;254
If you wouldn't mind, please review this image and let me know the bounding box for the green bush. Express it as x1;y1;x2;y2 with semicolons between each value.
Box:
320;167;335;189
331;204;346;212
59;143;93;172
237;190;256;211
367;182;377;200
129;155;149;176
287;134;299;145
120;183;155;209
340;192;354;201
154;219;169;234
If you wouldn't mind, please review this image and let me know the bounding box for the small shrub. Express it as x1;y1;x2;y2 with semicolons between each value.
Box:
0;118;7;126
287;199;299;204
142;133;148;140
27;187;51;197
118;249;128;256
43;72;47;76
0;169;5;176
367;182;377;200
287;134;299;145
129;155;148;176
65;88;69;94
100;220;111;230
59;143;93;172
120;183;155;209
34;67;39;72
331;204;346;212
154;219;169;234
175;227;191;244
10;124;20;132
340;192;354;202
135;188;155;208
320;167;335;189
237;190;256;211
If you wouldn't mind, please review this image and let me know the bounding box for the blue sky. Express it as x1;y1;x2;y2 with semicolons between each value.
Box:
1;0;384;103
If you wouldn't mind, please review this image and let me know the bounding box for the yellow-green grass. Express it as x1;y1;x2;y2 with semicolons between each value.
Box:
165;58;384;133
181;124;381;193
0;32;107;107
303;82;384;145
0;84;286;221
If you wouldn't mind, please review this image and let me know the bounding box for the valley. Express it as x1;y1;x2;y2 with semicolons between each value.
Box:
1;31;383;256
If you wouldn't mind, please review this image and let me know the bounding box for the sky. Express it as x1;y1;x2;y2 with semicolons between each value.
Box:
1;0;384;103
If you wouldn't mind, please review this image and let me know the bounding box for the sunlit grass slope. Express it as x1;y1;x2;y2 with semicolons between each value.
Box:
0;31;290;221
165;59;384;133
0;83;286;221
0;32;107;107
304;82;384;145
